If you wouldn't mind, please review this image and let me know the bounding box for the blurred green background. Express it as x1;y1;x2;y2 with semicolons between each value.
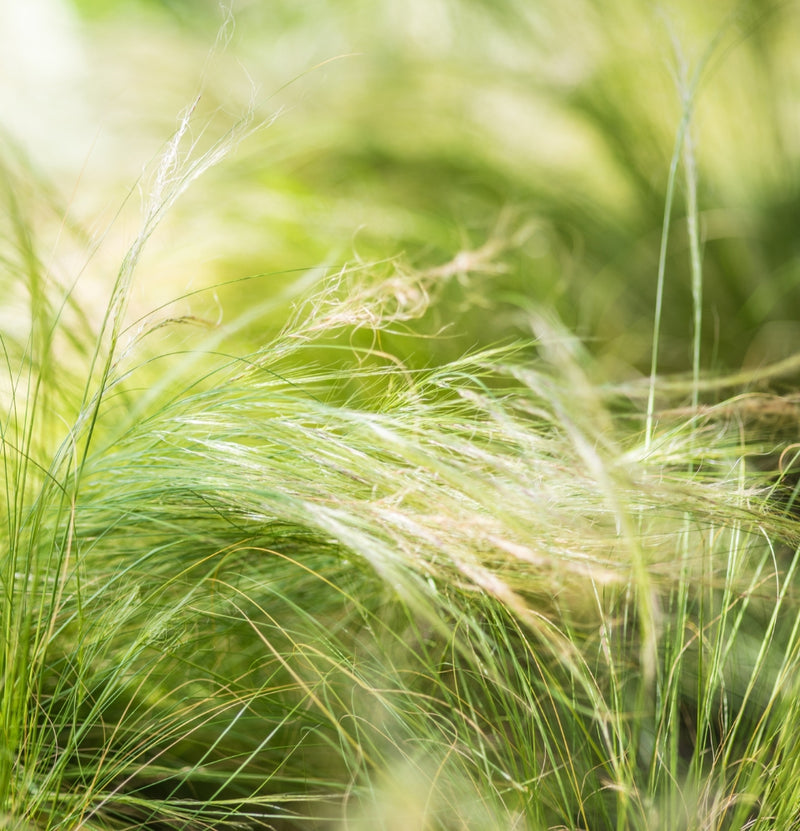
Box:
7;0;800;379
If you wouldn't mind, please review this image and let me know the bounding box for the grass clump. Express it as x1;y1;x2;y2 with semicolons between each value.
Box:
3;3;800;830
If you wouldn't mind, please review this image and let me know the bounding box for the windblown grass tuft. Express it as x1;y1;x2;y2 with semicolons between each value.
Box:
3;3;800;830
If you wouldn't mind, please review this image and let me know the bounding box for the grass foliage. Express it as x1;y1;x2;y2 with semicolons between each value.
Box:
3;1;800;829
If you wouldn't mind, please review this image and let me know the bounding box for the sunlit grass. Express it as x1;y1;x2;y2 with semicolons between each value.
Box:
2;2;800;830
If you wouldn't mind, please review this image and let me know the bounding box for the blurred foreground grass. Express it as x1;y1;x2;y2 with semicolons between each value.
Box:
3;1;800;829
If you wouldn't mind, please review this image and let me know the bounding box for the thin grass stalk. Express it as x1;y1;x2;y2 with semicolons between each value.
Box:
646;19;729;448
669;29;706;416
644;99;688;451
683;128;703;413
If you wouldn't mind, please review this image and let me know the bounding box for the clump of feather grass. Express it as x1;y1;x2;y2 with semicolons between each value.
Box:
4;46;800;831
